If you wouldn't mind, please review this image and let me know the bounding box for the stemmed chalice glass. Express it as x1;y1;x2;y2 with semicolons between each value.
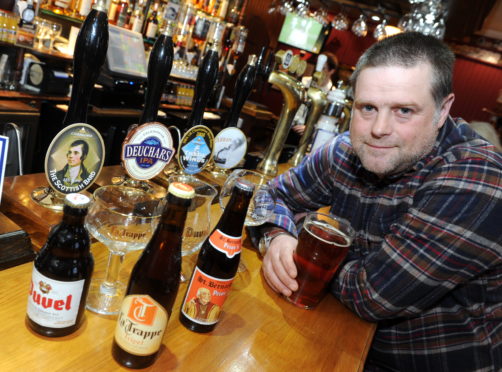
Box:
168;174;217;282
219;169;276;272
85;185;162;315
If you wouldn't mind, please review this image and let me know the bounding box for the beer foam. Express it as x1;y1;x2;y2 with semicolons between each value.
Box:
305;220;351;247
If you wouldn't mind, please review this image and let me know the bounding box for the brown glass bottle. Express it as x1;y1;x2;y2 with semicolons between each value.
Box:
143;2;159;41
180;178;254;333
112;182;195;369
26;194;94;337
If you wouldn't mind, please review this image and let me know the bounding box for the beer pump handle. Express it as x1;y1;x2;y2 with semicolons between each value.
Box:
63;1;108;126
184;47;219;132
223;54;257;128
140;25;174;125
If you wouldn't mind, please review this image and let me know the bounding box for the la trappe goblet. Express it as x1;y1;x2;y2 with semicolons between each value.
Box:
168;174;217;281
85;185;161;315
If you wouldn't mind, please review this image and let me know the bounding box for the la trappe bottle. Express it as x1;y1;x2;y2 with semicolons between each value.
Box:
112;182;195;369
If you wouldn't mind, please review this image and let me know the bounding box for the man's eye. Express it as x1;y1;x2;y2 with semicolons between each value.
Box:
397;107;413;115
361;105;375;113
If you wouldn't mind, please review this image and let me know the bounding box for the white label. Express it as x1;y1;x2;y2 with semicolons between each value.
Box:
145;23;158;39
26;266;85;328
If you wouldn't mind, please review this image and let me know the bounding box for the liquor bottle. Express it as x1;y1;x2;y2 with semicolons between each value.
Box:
26;194;94;337
108;0;120;24
115;0;129;27
180;178;254;333
143;2;159;41
130;1;144;33
63;0;108;126
222;54;257;127
112;182;195;368
140;21;174;124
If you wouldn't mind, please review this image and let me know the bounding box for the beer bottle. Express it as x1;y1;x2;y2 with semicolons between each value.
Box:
180;178;254;333
112;182;195;369
26;194;94;337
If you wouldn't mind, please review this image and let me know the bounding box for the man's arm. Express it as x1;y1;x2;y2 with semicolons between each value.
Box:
260;136;350;295
332;157;502;322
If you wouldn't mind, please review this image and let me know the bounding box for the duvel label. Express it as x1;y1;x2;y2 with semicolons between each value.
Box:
45;123;105;194
178;125;214;175
122;122;175;180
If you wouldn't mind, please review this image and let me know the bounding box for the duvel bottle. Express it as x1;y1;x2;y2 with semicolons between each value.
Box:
112;182;195;368
180;178;254;333
26;193;94;337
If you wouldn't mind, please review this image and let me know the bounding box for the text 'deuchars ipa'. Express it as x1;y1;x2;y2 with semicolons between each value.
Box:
180;178;254;333
112;182;194;369
26;194;94;337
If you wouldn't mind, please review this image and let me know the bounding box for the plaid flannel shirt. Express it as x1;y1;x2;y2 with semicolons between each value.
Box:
269;117;502;372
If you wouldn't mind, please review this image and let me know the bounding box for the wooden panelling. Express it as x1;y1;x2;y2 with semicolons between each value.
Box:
451;57;502;122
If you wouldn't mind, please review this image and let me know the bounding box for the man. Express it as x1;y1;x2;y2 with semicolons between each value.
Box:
292;52;339;136
56;139;90;187
259;32;502;371
183;287;220;323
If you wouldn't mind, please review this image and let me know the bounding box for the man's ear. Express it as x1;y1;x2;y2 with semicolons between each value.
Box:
437;93;455;128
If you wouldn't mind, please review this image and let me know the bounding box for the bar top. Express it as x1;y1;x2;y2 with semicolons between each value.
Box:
0;167;376;371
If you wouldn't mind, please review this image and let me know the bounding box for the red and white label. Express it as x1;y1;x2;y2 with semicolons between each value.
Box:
26;266;84;328
209;229;241;258
181;267;234;325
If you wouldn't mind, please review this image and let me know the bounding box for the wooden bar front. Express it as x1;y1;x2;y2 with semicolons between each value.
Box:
0;168;376;371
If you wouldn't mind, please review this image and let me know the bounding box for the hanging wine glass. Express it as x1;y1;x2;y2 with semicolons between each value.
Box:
352;14;368;37
332;11;349;31
397;12;413;31
373;19;388;40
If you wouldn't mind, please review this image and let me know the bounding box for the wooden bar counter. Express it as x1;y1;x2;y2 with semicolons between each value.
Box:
0;167;376;372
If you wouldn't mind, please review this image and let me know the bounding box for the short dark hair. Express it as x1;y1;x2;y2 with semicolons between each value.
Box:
70;139;89;161
350;32;455;107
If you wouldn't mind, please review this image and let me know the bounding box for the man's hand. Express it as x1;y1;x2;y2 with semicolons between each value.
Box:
262;234;299;297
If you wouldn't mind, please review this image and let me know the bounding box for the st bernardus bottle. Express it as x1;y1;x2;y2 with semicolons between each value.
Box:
26;194;94;337
112;182;195;369
180;178;254;333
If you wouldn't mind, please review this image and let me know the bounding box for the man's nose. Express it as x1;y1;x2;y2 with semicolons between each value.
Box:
370;111;393;138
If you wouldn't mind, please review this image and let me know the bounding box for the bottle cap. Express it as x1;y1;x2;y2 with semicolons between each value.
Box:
64;193;91;209
169;182;195;199
235;178;255;193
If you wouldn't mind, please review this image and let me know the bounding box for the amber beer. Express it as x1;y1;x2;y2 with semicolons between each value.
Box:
26;194;94;337
287;213;354;309
112;182;194;369
180;178;254;333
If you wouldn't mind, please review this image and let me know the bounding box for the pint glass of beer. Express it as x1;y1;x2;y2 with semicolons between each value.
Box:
287;212;354;309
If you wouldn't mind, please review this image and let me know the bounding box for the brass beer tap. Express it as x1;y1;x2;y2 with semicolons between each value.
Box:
256;70;305;177
288;86;327;167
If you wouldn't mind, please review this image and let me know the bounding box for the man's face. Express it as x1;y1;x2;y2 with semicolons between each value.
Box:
67;144;83;167
198;289;211;305
350;63;453;178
